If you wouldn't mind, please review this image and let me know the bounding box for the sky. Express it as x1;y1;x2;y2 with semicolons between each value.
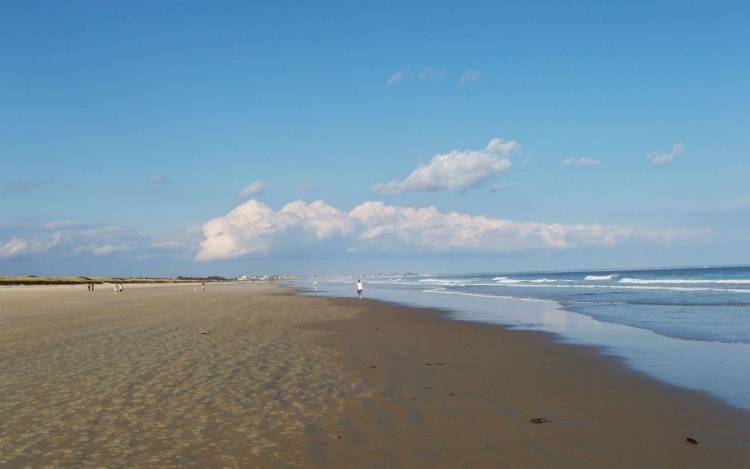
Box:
1;0;749;276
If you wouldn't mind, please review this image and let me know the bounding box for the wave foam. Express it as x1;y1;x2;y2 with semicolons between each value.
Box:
423;288;553;303
620;277;750;285
585;274;617;281
419;278;468;286
492;283;750;294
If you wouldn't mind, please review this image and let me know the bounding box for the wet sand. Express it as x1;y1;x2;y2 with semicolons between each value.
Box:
1;283;748;467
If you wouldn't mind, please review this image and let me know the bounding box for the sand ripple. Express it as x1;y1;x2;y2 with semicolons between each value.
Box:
0;284;362;467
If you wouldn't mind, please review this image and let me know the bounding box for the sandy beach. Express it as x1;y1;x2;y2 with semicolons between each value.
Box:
1;283;749;467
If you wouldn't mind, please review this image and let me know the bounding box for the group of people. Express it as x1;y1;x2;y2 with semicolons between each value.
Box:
86;283;95;291
194;281;206;292
113;283;124;294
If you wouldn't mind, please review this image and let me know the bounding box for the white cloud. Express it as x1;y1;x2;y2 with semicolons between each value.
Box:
387;66;447;86
348;202;633;250
91;244;132;256
648;142;685;166
373;138;520;194
196;200;354;261
0;233;61;258
0;221;165;261
195;199;703;261
562;158;605;167
417;66;447;81
459;69;482;86
239;181;270;198
0;238;30;258
387;70;409;86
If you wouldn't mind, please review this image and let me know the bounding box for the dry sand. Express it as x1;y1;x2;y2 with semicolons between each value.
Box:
0;283;748;467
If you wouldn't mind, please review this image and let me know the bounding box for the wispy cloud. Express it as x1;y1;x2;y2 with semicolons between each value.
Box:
373;138;520;195
387;70;408;86
147;176;172;192
297;180;315;192
150;175;170;186
2;179;54;194
561;158;605;167
387;66;447;86
195;199;706;261
417;66;447;81
0;233;61;258
459;69;482;86
74;243;133;256
648;142;685;166
0;221;158;260
239;181;269;199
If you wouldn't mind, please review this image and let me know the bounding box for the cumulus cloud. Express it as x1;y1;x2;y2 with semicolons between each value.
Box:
459;69;482;86
562;158;605;167
239;181;270;198
195;199;703;261
648;142;685;166
196;200;354;260
373;138;520;195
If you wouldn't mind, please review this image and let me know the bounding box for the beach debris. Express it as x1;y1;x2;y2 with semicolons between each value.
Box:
530;417;551;424
435;362;446;366
369;365;377;369
336;435;343;440
450;392;461;397
686;437;699;445
424;387;432;390
425;362;432;366
200;332;209;335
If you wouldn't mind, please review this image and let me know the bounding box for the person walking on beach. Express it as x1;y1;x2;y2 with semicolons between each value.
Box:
356;278;364;300
201;281;206;292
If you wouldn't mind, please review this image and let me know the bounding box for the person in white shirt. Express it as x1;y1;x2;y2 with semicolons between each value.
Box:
356;279;364;300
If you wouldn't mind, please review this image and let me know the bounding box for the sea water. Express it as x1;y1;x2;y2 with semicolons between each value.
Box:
293;265;750;411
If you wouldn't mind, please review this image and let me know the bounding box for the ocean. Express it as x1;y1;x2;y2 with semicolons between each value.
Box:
294;265;750;411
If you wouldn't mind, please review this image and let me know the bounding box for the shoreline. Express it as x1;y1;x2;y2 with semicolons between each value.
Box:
300;280;750;413
303;291;750;467
1;282;748;467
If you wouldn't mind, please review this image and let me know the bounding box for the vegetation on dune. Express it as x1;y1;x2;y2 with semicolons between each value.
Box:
0;276;230;286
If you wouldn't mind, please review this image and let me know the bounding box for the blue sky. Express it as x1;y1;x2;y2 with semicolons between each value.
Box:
2;1;749;276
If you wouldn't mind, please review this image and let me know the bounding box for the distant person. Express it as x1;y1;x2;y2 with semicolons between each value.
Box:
356;278;364;300
201;281;206;292
312;280;319;290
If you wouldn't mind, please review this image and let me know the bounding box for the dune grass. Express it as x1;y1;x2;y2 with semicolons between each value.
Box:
0;276;222;286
